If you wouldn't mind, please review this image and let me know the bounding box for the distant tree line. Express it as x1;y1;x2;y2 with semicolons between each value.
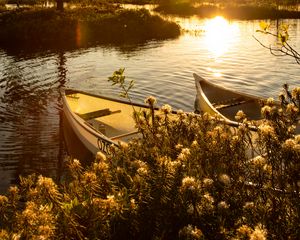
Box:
2;0;300;12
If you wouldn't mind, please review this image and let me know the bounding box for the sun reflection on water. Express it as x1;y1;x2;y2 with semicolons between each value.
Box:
204;16;240;58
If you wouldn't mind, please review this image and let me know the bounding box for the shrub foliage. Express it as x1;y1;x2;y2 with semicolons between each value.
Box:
0;90;300;239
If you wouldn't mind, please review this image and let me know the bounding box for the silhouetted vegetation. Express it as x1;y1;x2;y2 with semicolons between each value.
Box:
0;6;180;51
154;1;300;19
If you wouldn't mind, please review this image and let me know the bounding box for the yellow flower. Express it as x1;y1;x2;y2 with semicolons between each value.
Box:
175;144;183;150
219;174;231;185
8;186;19;195
181;148;190;156
104;195;119;211
82;172;97;185
0;195;8;205
160;104;172;114
69;159;82;172
283;138;296;149
286;103;298;114
258;123;275;137
292;87;300;99
243;202;254;210
181;176;198;192
251;155;266;167
37;176;58;193
0;230;9;239
266;97;275;106
179;225;203;240
295;134;300;143
144;96;157;105
261;105;272;116
235;110;247;121
120;142;129;149
203;192;214;204
218;201;229;209
191;140;198;147
263;164;272;174
137;167;148;176
177;109;185;116
177;148;190;161
232;135;239;143
237;224;252;237
107;194;114;200
202;178;214;188
130;198;137;210
96;151;107;161
288;125;296;134
250;224;267;240
294;144;300;151
93;161;109;173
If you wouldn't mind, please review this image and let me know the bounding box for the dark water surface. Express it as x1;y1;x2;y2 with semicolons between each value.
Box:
1;13;300;193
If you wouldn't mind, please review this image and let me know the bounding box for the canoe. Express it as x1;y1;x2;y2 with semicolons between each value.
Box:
62;88;150;156
194;73;263;125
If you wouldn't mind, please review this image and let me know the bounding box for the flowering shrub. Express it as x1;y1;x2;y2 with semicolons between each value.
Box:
0;92;299;239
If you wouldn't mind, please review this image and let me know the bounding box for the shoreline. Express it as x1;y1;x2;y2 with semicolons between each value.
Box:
154;3;300;19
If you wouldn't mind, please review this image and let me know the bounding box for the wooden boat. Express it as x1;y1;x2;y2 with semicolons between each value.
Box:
194;73;263;126
62;88;150;156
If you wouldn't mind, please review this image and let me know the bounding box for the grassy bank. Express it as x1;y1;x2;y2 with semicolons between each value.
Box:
155;3;300;19
0;6;180;51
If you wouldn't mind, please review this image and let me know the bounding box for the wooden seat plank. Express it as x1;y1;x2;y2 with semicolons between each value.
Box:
215;98;254;110
78;109;121;120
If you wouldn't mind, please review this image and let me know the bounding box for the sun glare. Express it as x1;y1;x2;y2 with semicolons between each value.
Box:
204;16;239;58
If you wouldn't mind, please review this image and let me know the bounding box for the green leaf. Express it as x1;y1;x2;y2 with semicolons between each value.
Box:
259;21;270;31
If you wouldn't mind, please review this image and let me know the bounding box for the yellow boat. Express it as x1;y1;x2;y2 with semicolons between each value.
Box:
62;89;149;155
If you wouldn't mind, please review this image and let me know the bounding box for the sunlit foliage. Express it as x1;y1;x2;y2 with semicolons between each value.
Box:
0;87;300;239
255;21;300;64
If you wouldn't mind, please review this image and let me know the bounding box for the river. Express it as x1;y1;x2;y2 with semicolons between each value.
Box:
1;6;300;193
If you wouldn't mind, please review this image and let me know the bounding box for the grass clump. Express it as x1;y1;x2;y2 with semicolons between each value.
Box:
0;87;300;239
0;7;180;51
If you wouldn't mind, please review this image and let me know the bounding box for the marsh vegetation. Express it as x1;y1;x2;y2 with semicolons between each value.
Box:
0;6;180;51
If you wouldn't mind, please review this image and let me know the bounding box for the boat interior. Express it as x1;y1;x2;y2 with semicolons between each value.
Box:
201;80;263;120
66;91;143;142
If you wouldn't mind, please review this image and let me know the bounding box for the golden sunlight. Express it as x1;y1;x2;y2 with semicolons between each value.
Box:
204;16;239;58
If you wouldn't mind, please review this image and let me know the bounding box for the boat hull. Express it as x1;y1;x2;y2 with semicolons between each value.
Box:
194;73;263;123
62;93;116;155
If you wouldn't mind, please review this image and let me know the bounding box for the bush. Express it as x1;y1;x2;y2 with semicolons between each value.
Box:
0;88;299;239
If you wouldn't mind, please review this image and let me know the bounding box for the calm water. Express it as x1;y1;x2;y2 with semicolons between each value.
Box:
1;10;300;193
